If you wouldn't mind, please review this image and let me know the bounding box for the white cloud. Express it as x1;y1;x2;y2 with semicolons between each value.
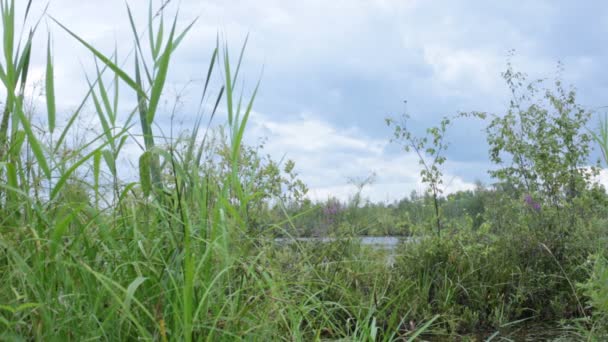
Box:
11;0;607;205
247;113;476;203
592;168;608;189
251;112;385;154
423;45;503;94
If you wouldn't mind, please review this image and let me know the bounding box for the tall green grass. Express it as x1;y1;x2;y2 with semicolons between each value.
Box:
0;1;437;340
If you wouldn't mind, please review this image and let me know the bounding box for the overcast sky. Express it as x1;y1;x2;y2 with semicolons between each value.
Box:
19;0;608;202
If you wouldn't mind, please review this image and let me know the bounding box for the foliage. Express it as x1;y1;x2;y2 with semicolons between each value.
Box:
580;112;608;340
0;0;607;340
386;113;452;237
192;128;308;232
579;254;608;339
485;60;596;206
393;222;600;334
0;1;438;340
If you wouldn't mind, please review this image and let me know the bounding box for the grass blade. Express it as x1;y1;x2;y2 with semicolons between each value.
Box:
407;315;439;341
126;3;152;84
45;33;56;133
139;151;152;196
14;97;50;178
51;16;148;100
146;14;176;125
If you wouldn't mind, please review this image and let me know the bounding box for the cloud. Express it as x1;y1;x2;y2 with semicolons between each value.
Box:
12;0;608;203
247;113;476;203
423;45;504;96
592;168;608;189
251;112;385;154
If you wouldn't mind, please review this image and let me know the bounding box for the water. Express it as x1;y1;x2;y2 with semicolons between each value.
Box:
273;236;409;265
274;236;405;248
360;236;402;247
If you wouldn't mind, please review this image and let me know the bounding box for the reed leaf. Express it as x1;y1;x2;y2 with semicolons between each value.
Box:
45;33;55;133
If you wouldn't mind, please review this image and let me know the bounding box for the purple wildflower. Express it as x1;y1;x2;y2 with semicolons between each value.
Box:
524;194;541;212
323;199;343;224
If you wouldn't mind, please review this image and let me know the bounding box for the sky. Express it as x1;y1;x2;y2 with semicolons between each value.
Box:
17;0;608;202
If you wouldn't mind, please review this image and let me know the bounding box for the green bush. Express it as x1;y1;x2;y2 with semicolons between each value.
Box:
579;254;608;339
392;227;592;334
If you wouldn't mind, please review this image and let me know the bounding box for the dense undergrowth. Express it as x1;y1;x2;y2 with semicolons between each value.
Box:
1;1;608;340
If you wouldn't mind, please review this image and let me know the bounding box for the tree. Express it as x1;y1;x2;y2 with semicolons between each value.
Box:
197;128;308;232
485;61;596;207
386;113;452;237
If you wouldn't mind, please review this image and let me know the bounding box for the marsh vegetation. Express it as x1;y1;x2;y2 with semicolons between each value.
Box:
1;1;607;340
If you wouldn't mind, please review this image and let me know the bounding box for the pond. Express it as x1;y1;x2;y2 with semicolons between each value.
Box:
273;236;413;266
274;236;409;248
